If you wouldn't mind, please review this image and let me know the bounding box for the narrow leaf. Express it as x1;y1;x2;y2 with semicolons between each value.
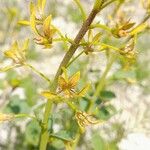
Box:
130;23;147;35
18;20;30;26
41;91;57;99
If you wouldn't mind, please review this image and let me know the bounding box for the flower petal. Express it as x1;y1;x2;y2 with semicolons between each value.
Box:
43;15;51;33
69;71;80;88
58;76;67;89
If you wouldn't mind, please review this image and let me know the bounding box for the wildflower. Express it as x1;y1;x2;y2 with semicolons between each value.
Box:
120;39;137;59
111;20;135;38
4;39;29;64
34;15;57;48
0;113;14;122
18;2;57;48
75;111;100;128
83;29;101;55
41;69;90;99
57;70;90;98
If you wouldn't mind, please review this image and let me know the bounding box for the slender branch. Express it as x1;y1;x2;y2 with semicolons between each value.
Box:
15;113;36;120
24;63;51;84
66;50;85;68
39;6;101;150
90;23;111;32
101;0;119;9
84;54;116;114
74;0;86;20
39;101;52;150
52;9;100;89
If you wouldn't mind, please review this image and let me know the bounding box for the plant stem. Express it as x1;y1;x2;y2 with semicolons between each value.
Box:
25;63;51;84
87;54;116;113
39;101;52;150
39;0;118;149
101;0;118;9
52;9;100;89
39;5;101;150
72;54;116;149
74;0;86;21
90;23;111;32
66;50;85;68
15;113;36;120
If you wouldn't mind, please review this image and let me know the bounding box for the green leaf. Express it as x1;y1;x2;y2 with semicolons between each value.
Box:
4;95;30;114
96;105;116;120
100;90;116;100
25;120;41;146
20;76;38;106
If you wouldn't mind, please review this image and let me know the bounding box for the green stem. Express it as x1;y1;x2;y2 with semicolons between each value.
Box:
100;43;121;52
94;0;105;11
39;101;52;150
49;134;73;142
25;63;51;84
40;7;100;150
66;50;85;68
74;0;86;20
15;113;36;120
52;9;100;90
101;0;119;9
87;54;116;113
90;24;111;32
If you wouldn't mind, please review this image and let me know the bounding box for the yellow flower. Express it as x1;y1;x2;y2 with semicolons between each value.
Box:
83;29;101;55
0;113;14;122
4;39;29;64
111;20;135;38
41;69;90;99
34;15;57;48
18;2;56;48
58;70;90;98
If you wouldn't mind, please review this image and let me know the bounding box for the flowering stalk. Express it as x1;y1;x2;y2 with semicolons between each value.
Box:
1;0;149;149
39;1;106;149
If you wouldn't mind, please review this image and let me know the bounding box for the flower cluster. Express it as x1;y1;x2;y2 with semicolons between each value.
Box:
0;39;29;72
4;39;29;64
82;29;101;55
18;2;57;48
111;20;135;38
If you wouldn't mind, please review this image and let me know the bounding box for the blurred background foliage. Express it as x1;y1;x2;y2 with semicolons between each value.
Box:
0;0;150;150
